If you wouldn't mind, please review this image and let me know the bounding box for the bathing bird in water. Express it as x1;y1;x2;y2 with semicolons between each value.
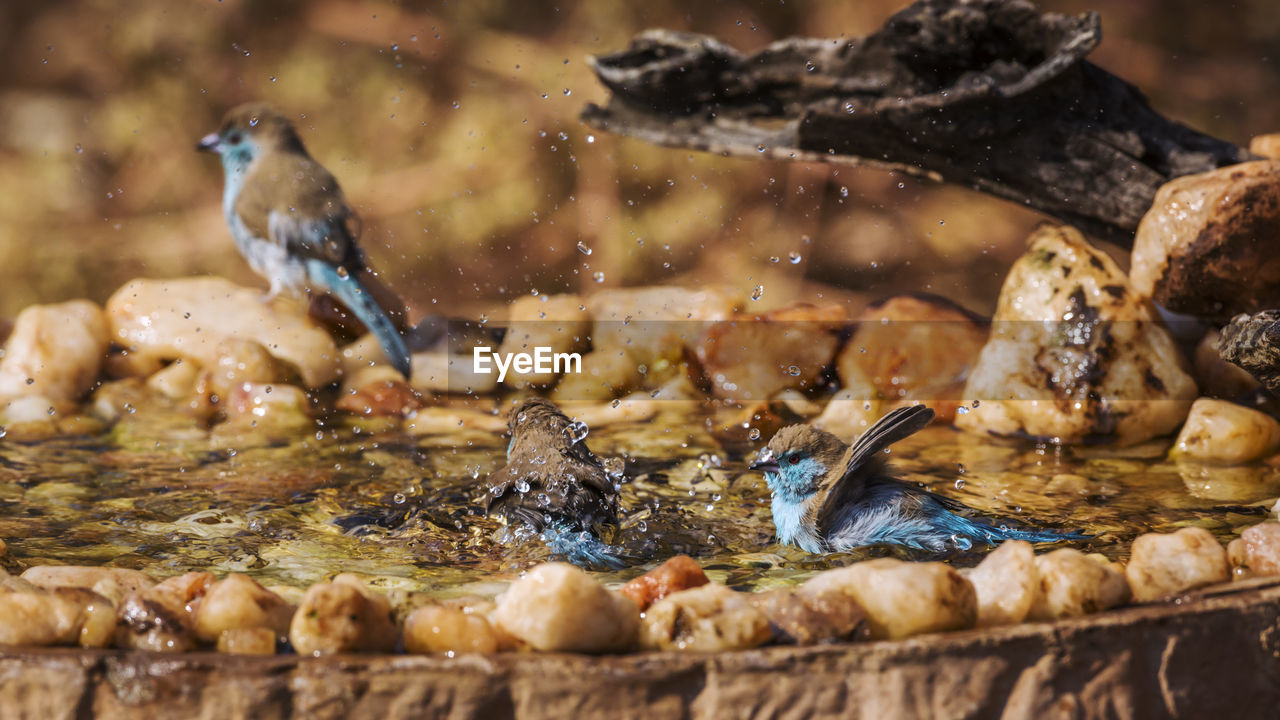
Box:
483;397;624;567
751;406;1086;553
197;103;411;378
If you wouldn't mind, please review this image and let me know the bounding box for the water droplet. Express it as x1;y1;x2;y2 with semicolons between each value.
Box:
392;492;406;504
750;285;764;301
563;88;571;96
786;365;801;376
74;143;83;153
971;400;981;408
957;405;969;414
748;428;761;441
954;478;966;490
956;463;966;475
576;241;592;256
592;271;605;283
788;252;802;264
564;420;589;443
768;256;780;264
950;535;973;551
515;479;531;493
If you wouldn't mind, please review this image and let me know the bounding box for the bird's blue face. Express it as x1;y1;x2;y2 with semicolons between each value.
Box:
751;447;826;504
197;127;259;175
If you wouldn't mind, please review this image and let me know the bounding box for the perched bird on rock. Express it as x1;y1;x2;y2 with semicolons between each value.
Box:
197;103;411;378
751;406;1085;553
483;397;619;532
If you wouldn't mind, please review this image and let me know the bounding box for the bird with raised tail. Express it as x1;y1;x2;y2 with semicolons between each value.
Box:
751;406;1087;553
197;103;411;378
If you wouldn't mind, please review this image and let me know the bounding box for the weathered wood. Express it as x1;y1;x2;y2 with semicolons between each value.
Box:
580;0;1254;244
1218;312;1280;395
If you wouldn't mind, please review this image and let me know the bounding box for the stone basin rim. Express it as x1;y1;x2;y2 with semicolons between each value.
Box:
3;577;1280;718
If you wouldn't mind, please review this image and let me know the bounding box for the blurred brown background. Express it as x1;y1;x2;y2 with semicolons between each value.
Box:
0;0;1276;321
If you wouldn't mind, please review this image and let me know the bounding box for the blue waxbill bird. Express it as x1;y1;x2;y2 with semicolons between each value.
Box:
750;406;1087;553
197;103;412;378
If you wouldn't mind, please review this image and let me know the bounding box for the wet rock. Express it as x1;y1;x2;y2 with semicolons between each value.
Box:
1027;549;1130;619
957;225;1197;445
811;387;881;443
838;294;987;423
549;347;645;403
639;583;772;651
619;555;709;611
1252;134;1280;159
0;586;115;648
1127;528;1230;602
21;566;155;605
1130;160;1280;320
695;303;845;403
748;586;868;645
405;405;506;435
587;285;741;361
0;299;109;406
408;350;499;395
498;294;591;388
802;558;976;640
106;277;340;387
1228;522;1280;579
963;540;1037;627
210;382;314;440
403;604;500;654
216;626;277;655
336;365;422;416
196;338;287;401
1193;330;1260;399
1171;398;1280;464
289;575;397;656
491;562;638;653
115;571;214;652
145;359;201;400
193;574;294;646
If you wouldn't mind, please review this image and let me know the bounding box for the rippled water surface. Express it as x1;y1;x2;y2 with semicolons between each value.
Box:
2;399;1275;596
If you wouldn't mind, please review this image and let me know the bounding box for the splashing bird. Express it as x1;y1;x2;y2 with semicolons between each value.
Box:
197;103;411;378
751;406;1086;553
482;398;624;567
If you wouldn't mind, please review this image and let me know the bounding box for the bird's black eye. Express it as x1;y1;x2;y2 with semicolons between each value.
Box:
788;455;801;465
227;132;243;145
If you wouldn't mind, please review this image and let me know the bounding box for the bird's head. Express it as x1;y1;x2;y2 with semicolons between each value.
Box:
197;103;306;172
505;397;574;458
751;424;845;502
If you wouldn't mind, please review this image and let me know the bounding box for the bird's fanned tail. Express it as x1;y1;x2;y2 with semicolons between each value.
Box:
306;259;412;378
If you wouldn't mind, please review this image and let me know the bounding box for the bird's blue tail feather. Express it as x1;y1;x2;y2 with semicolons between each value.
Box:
948;512;1088;545
543;525;628;570
307;260;412;379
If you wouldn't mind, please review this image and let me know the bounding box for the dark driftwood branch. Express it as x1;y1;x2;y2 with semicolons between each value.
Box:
580;0;1253;244
1218;313;1280;396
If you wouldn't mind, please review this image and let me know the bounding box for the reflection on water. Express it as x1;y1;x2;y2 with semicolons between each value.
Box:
1;401;1275;596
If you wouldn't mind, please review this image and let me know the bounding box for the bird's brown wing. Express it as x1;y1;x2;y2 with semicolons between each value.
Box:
814;405;935;537
235;152;356;267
